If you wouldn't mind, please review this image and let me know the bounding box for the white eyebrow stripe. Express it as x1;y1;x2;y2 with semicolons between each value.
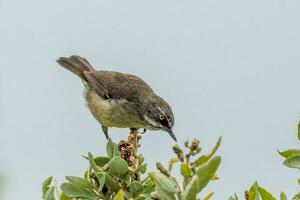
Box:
157;106;167;118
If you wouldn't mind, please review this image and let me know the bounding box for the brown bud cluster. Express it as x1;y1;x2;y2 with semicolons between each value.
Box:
191;139;200;151
156;162;170;177
118;140;135;167
172;145;185;162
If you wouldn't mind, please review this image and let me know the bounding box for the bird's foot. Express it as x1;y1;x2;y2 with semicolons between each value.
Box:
129;128;137;134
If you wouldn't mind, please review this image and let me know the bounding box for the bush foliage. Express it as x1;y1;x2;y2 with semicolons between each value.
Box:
42;121;300;200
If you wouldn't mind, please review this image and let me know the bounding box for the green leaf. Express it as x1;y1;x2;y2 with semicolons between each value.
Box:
298;121;300;141
113;190;124;200
42;176;53;196
124;191;132;199
203;192;214;200
88;152;101;172
108;156;128;176
137;163;147;174
61;183;98;199
83;170;89;180
107;138;114;158
65;176;93;189
192;136;222;167
183;176;199;200
59;193;71;200
228;194;238;200
53;179;60;199
139;155;145;165
278;149;300;158
293;192;300;200
184;139;189;148
149;172;176;193
43;187;55;200
149;172;176;200
106;138;120;158
257;185;276;200
180;163;192;177
156;189;176;200
95;172;106;191
143;176;155;193
94;156;110;167
280;191;287;200
283;155;300;168
138;192;152;199
195;156;221;192
125;174;132;186
105;173;120;192
130;181;143;194
113;145;121;157
248;182;259;200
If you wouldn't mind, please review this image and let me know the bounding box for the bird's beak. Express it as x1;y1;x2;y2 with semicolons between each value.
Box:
166;128;177;142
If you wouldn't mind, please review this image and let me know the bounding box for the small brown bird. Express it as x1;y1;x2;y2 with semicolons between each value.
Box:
57;55;176;141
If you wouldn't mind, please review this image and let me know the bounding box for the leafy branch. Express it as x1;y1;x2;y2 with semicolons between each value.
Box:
42;120;300;200
42;130;222;200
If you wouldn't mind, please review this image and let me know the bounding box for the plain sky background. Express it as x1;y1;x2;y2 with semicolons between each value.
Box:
1;0;300;199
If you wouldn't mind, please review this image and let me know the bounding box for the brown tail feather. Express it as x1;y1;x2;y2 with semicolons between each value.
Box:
56;55;95;80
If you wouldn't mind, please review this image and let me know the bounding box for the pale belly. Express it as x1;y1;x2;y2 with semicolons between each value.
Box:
84;89;145;128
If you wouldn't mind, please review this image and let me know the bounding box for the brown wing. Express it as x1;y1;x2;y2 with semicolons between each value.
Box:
84;70;153;103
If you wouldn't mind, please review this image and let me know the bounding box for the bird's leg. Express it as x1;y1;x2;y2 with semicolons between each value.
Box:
101;125;109;139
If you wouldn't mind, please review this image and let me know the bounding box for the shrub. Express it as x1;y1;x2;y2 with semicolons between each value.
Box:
42;121;300;200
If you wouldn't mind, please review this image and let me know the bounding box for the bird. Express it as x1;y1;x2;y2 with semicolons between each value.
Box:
56;55;176;141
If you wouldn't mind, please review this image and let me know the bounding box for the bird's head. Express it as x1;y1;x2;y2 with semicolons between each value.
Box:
142;96;176;141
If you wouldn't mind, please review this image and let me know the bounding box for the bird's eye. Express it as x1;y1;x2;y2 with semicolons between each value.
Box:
159;115;164;120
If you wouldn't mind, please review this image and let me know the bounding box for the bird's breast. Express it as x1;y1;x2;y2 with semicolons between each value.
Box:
84;89;145;128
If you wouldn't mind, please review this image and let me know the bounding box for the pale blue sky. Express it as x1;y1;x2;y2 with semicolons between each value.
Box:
1;0;300;199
